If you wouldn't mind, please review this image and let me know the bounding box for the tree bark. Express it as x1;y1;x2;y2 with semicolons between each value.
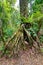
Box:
19;0;28;19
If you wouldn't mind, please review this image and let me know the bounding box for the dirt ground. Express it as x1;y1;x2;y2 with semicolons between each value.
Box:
0;48;43;65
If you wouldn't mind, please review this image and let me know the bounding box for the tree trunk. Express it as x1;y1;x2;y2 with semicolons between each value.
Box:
19;0;29;42
19;0;28;19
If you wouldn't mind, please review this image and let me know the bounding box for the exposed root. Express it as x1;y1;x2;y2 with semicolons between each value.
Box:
1;25;41;57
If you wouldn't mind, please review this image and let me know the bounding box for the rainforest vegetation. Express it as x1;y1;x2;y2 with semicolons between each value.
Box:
0;0;43;57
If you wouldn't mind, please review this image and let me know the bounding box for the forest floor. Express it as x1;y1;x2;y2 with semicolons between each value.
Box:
0;46;43;65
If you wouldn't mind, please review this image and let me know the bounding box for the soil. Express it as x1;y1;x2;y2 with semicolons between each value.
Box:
0;48;43;65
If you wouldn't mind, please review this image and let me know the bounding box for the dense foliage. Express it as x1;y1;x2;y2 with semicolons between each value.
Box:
0;0;43;57
0;0;20;41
